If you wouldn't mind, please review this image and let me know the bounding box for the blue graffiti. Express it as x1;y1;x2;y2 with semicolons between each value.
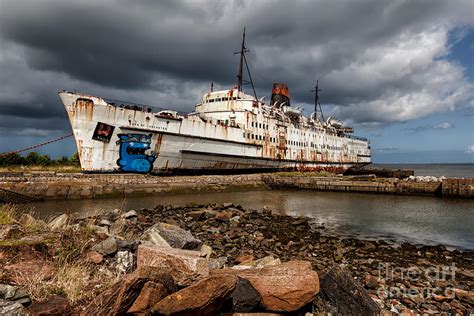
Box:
116;133;156;173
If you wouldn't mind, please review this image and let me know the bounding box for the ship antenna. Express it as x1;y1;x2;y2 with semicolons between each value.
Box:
234;27;258;100
311;80;325;121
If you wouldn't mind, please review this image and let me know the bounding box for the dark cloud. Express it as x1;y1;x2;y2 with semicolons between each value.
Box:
0;0;473;151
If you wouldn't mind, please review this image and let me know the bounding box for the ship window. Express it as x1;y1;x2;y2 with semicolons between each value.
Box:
251;134;254;139
251;122;254;127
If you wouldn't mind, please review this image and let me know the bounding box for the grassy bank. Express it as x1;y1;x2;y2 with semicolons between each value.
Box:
0;204;120;306
0;165;82;173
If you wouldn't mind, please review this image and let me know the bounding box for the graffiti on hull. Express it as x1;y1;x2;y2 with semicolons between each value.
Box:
116;133;156;173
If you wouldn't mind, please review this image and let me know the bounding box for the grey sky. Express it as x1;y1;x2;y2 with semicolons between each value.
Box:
0;0;473;161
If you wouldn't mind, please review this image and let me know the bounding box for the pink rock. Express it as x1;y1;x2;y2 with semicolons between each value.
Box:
214;261;319;312
137;245;209;286
153;274;238;315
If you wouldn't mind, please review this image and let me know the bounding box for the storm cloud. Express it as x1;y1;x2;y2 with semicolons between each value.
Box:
0;0;473;147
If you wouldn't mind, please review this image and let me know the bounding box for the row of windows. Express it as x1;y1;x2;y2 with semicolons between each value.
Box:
250;122;271;130
243;133;344;151
204;96;242;103
245;133;278;143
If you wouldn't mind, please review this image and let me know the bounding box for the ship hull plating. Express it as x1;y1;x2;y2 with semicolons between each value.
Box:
59;90;371;174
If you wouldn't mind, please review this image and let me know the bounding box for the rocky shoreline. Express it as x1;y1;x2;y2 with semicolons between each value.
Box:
0;202;473;315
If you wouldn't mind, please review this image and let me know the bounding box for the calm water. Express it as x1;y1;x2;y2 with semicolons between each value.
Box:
28;189;474;250
373;163;474;178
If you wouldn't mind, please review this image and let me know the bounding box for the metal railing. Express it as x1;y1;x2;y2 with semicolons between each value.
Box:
104;98;188;116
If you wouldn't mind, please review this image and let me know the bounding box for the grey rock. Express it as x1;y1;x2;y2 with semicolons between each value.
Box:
141;226;171;248
151;223;202;250
0;284;29;302
122;210;138;219
90;225;109;235
48;214;69;230
230;277;261;312
0;299;27;316
91;236;118;256
117;240;137;252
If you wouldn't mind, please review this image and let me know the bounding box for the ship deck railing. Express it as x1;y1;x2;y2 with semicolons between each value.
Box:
104;98;188;116
344;134;368;142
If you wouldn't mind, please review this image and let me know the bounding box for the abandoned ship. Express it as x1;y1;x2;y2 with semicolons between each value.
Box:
59;31;371;174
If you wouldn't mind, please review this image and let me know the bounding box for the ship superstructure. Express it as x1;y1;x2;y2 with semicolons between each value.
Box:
59;31;371;174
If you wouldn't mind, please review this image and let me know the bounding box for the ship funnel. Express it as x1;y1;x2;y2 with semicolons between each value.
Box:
271;83;290;107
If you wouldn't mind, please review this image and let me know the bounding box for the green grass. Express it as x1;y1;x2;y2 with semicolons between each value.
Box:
0;204;18;224
0;165;82;173
0;239;53;247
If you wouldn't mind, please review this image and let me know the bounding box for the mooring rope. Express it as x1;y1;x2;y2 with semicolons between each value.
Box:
0;133;74;157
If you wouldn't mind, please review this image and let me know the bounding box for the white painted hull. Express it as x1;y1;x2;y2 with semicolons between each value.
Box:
59;90;371;174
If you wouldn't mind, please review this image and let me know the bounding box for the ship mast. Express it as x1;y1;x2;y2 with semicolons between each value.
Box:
234;28;258;100
311;80;325;121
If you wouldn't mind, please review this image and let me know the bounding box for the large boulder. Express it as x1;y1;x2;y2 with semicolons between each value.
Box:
316;266;381;315
83;266;175;315
213;261;319;312
153;274;238;315
137;245;209;286
127;281;169;314
229;277;261;312
149;223;202;249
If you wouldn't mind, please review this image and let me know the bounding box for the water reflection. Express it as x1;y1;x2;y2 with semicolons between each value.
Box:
28;189;474;250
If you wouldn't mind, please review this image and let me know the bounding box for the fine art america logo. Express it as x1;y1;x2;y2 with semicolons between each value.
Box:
376;263;457;301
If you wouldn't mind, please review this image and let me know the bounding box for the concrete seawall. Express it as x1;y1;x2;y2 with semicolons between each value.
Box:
0;173;268;201
0;172;473;201
263;174;474;198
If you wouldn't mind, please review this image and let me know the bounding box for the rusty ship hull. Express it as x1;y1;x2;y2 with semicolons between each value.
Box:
59;87;371;174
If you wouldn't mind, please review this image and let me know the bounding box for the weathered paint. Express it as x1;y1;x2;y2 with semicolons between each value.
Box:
59;88;371;174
